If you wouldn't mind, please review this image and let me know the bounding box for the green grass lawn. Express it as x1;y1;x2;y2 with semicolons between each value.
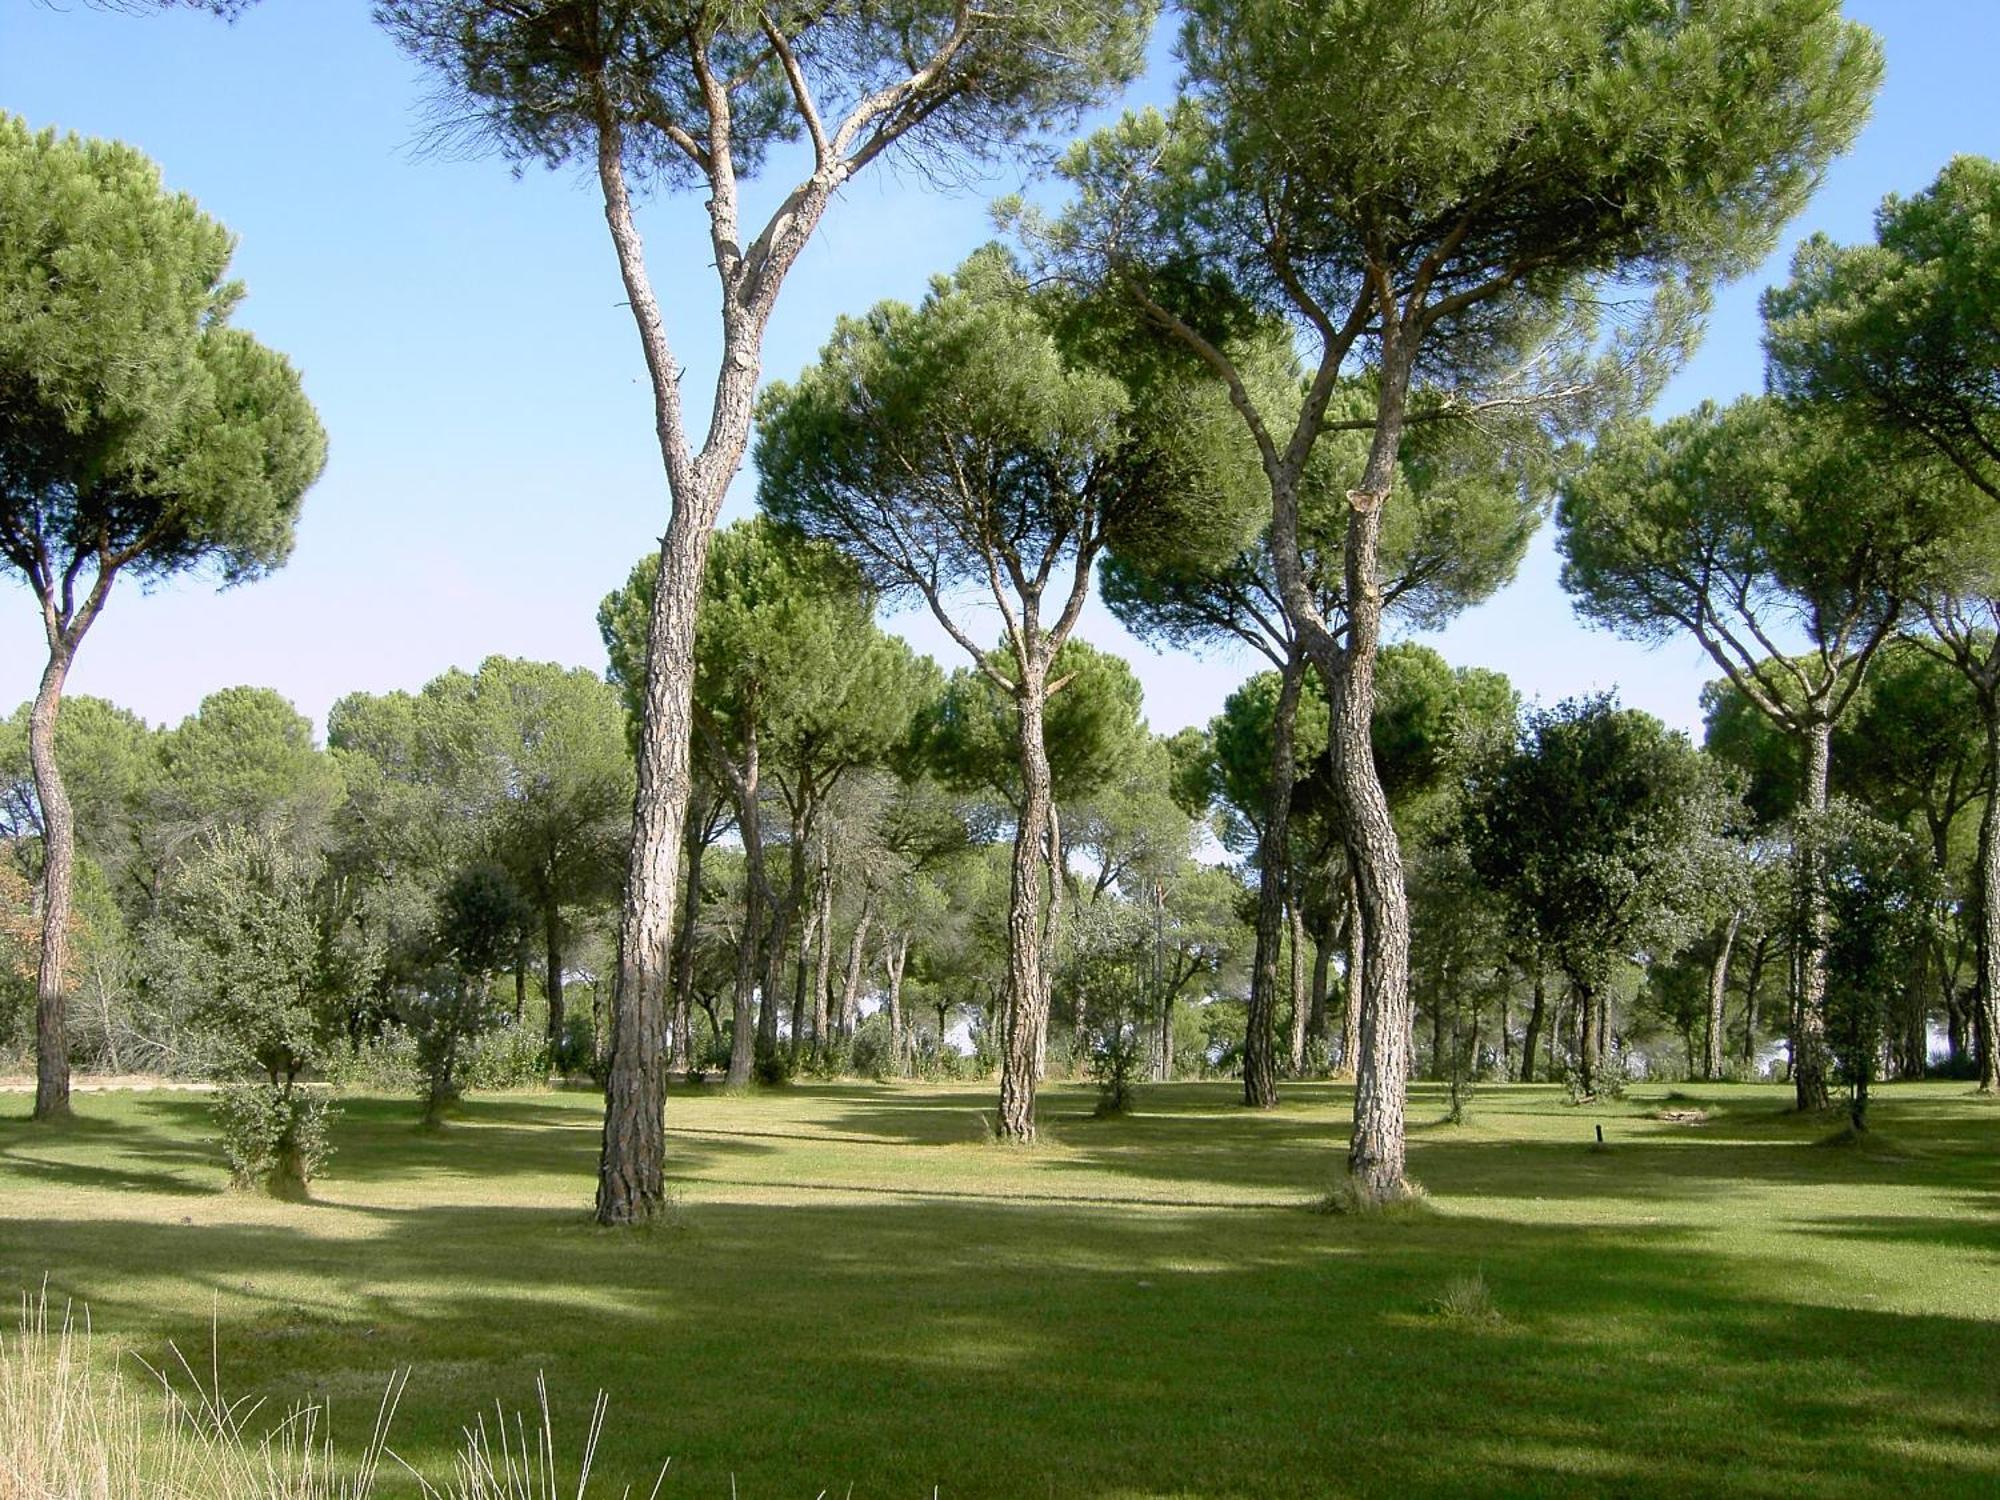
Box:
1;1077;1996;1497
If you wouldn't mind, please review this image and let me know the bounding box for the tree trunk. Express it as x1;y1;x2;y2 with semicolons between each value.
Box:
1342;873;1364;1078
1976;696;2000;1092
667;792;709;1076
1308;928;1331;1055
839;894;874;1042
29;645;75;1122
997;679;1055;1142
1577;980;1598;1096
1244;648;1304;1108
1742;932;1768;1066
724;729;767;1088
544;905;566;1062
514;948;527;1025
808;852;832;1048
1321;453;1415;1203
1287;896;1309;1074
1705;909;1740;1082
1520;965;1545;1085
1793;718;1834;1111
790;865;818;1061
884;931;909;1075
812;855;837;1046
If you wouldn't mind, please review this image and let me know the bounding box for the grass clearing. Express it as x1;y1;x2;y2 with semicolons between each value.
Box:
0;1079;1996;1497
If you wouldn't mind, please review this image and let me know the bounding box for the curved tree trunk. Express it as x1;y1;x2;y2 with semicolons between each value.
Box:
29;645;76;1123
1705;909;1740;1082
997;681;1055;1142
1793;718;1834;1111
1244;649;1304;1108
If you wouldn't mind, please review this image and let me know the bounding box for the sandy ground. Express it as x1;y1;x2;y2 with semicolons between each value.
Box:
0;1074;212;1093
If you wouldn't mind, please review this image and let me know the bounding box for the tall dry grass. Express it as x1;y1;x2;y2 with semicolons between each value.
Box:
0;1290;666;1499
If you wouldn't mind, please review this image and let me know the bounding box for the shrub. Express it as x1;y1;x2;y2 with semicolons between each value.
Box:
213;1082;338;1198
848;1013;896;1079
323;1029;421;1092
462;1021;549;1092
551;1011;601;1081
752;1049;794;1087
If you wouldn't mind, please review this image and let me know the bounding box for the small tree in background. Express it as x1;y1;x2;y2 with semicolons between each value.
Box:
412;861;530;1126
150;827;358;1196
1809;804;1940;1134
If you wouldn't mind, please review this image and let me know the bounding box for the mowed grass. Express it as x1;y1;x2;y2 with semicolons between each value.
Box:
1;1077;1996;1497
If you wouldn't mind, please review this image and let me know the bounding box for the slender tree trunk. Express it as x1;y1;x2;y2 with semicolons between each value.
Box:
839;894;874;1042
514;949;527;1025
1245;648;1304;1108
544;905;566;1061
884;931;909;1075
997;679;1055;1142
725;732;766;1087
1742;933;1768;1066
811;856;836;1046
667;794;709;1076
1976;697;2000;1092
1520;965;1545;1085
1287;896;1308;1074
1308;929;1331;1057
1794;718;1835;1111
1342;873;1364;1078
29;645;76;1122
1706;909;1740;1082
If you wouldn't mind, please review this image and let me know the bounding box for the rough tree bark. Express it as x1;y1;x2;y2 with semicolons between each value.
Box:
28;645;78;1122
1342;873;1364;1079
1244;648;1304;1107
884;930;909;1073
666;783;712;1076
1978;702;2000;1092
811;854;837;1045
997;679;1056;1142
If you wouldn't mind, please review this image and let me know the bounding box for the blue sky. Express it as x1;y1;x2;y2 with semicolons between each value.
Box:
3;1;1996;741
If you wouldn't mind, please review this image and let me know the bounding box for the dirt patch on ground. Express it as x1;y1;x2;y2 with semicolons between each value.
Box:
0;1074;212;1093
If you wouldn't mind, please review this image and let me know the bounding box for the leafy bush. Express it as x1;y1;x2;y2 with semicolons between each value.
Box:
752;1049;794;1087
849;1013;896;1079
323;1029;421;1092
551;1011;601;1080
213;1082;338;1198
462;1021;549;1092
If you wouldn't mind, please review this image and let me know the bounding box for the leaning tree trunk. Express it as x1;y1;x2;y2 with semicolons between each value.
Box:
1793;718;1835;1112
1245;649;1304;1108
997;679;1056;1142
1705;909;1740;1082
28;644;77;1122
1976;699;2000;1093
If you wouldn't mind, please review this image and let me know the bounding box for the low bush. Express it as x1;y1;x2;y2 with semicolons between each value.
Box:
213;1082;338;1197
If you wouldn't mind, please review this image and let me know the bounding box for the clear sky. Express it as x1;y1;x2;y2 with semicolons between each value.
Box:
4;1;1997;741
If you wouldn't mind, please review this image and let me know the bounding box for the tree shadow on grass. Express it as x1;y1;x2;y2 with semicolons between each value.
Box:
3;1195;1997;1499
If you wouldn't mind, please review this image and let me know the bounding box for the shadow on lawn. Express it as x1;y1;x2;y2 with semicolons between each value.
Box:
4;1190;1998;1499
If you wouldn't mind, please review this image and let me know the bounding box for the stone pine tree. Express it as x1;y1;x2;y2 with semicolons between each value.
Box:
757;251;1218;1140
1764;157;2000;1091
1559;397;1956;1109
1103;360;1536;1107
1024;0;1879;1202
376;0;1155;1224
0;117;326;1122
